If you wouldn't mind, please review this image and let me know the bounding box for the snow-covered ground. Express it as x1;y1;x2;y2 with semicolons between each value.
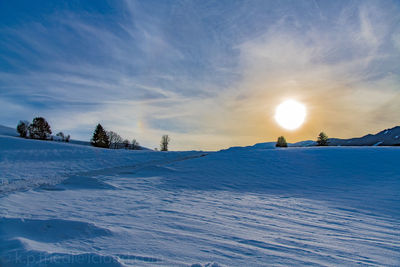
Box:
1;135;400;266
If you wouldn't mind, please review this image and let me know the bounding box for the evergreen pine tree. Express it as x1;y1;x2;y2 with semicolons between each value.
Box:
91;124;110;148
28;117;52;140
276;136;288;147
317;132;329;146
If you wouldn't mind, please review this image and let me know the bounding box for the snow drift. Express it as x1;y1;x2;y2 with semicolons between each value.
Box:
1;135;399;266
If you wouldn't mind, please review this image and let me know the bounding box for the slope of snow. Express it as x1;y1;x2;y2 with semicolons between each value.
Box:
0;135;199;195
0;124;17;136
1;136;400;266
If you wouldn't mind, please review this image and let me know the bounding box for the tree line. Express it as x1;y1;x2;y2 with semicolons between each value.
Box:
276;132;329;147
91;123;170;151
19;117;336;151
18;117;335;151
90;123;142;150
16;117;70;142
16;119;171;151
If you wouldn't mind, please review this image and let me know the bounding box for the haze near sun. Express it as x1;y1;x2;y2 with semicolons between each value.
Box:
275;100;306;130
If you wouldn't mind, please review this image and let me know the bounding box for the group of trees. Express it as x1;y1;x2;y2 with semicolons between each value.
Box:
276;132;329;147
91;124;170;151
91;124;143;150
16;118;335;150
19;118;338;151
55;131;71;142
16;119;170;151
16;117;70;142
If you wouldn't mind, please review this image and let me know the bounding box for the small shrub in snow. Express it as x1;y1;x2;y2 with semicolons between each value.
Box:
317;132;329;146
17;120;29;138
56;132;65;141
276;136;288;147
28;117;52;140
91;124;110;148
54;132;70;142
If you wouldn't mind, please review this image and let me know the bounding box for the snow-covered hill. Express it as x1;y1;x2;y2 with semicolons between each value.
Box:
0;135;399;266
0;124;150;150
0;135;197;195
0;124;17;136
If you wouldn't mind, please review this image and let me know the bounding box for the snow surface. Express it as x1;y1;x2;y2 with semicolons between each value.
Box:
1;135;400;266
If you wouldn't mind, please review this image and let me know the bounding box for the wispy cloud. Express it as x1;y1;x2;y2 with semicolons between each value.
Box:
0;0;399;150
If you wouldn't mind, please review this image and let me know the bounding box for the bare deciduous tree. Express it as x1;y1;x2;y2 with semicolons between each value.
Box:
107;131;123;149
160;135;170;151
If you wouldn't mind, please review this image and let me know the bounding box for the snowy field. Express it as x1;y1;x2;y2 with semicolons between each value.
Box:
1;135;400;266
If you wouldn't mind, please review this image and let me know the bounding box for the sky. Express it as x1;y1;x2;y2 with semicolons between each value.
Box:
1;0;400;150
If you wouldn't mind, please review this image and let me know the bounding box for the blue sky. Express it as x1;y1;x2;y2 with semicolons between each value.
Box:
1;0;400;150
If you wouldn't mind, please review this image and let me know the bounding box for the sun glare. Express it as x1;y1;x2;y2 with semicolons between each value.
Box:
275;100;306;130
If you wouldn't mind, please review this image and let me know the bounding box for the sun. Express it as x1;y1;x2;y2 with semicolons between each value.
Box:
275;100;306;130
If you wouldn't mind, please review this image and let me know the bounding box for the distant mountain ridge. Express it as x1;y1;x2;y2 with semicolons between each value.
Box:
288;126;400;147
329;126;400;146
243;125;400;150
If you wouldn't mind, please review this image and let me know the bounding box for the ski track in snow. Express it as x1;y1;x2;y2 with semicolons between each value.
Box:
1;135;400;266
